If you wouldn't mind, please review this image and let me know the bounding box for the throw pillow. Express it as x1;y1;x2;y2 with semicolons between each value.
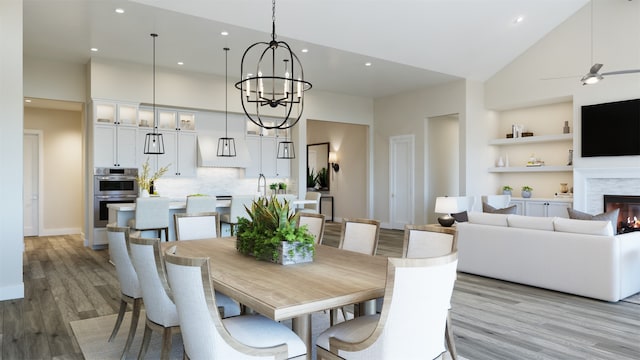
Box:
482;202;517;214
451;211;468;223
567;208;620;235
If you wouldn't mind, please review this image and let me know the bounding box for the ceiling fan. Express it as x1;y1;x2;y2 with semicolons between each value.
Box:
580;63;640;85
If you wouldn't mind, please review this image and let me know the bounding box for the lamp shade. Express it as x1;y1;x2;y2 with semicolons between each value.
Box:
329;151;337;163
434;196;462;214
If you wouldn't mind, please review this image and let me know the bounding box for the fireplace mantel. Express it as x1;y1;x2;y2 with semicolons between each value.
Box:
574;167;640;213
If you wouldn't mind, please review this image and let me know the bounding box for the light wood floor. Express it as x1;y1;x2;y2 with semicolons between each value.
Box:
2;223;639;359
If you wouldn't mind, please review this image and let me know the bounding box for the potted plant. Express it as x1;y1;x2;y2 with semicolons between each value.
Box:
278;182;287;193
136;157;170;197
521;185;533;198
236;196;315;265
317;167;329;189
502;185;513;196
307;168;318;189
269;183;278;195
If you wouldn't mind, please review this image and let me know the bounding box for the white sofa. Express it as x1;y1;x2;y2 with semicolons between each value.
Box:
456;212;640;302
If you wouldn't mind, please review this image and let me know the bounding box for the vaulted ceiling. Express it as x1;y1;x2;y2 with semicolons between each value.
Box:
24;0;588;99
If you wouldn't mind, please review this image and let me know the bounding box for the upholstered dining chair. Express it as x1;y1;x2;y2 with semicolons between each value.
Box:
174;212;220;240
403;224;459;360
316;253;458;360
220;195;255;236
297;212;326;245
128;234;181;360
339;218;380;256
106;225;142;360
127;196;170;241
332;218;381;324
185;195;217;214
164;246;307;359
298;191;322;213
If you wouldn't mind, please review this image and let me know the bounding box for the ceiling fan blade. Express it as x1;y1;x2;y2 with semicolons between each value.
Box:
602;69;640;76
540;75;580;81
590;63;603;74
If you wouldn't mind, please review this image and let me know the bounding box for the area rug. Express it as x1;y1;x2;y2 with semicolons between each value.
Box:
71;310;462;359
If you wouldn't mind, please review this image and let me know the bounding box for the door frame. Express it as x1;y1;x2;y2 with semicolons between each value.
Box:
24;129;44;236
389;134;415;229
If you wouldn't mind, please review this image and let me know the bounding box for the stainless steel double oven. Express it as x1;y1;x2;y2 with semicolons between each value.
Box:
93;167;138;227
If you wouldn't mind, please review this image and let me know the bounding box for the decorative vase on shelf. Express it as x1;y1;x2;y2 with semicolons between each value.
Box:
503;190;512;196
140;188;150;198
521;190;532;198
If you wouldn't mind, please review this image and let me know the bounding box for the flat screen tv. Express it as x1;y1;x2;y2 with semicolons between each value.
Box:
581;98;640;157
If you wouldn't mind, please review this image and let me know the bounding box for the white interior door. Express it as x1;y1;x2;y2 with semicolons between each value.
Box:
389;135;414;229
23;131;41;236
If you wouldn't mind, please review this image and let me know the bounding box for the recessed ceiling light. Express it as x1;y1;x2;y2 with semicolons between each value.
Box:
25;99;32;103
115;8;124;14
513;16;524;24
221;31;229;36
301;48;309;53
177;61;184;66
365;62;372;67
90;48;98;52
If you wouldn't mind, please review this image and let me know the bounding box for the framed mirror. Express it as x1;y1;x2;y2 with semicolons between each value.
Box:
307;142;330;190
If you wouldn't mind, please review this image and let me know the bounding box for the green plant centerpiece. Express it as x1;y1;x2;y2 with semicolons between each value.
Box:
236;196;315;265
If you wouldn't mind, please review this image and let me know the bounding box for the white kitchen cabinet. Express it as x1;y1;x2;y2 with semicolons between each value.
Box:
153;130;197;177
93;101;138;168
508;199;525;215
245;135;291;178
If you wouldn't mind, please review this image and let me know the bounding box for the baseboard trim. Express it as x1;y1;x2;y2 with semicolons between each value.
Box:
41;227;82;236
0;282;24;301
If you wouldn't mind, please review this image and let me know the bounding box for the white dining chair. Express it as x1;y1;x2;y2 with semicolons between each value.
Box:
331;218;381;324
174;212;220;240
128;234;181;360
316;253;458;360
403;224;458;360
297;212;326;245
220;195;255;236
106;225;142;360
164;246;307;359
127;196;170;241
185;195;217;213
339;218;380;256
298;191;322;214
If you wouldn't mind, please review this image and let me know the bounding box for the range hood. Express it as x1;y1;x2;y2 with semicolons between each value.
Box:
197;132;251;168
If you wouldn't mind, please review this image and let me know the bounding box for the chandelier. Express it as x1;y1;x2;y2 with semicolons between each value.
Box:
235;0;312;130
143;33;165;155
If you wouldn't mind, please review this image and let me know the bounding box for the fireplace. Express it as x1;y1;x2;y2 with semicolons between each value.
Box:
604;195;640;233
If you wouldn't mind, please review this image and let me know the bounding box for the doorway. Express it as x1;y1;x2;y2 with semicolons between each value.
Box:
23;130;42;236
389;135;415;229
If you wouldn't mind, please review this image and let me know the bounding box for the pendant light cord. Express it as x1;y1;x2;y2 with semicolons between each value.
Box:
224;47;229;137
151;33;158;134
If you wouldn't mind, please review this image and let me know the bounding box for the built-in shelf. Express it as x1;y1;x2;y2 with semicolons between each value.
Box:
489;133;573;146
488;165;573;173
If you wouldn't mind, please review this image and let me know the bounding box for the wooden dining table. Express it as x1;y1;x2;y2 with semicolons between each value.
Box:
162;237;388;359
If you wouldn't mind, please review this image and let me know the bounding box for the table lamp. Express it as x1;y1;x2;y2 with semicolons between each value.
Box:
435;196;461;227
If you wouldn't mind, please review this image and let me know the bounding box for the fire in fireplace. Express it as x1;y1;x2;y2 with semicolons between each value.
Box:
604;195;640;234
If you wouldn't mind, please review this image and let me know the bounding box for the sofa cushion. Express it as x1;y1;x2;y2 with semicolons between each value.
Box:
482;203;518;214
553;217;614;236
467;212;509;226
567;208;620;235
451;211;468;222
507;215;555;231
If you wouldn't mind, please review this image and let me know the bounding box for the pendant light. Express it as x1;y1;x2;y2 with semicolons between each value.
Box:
217;47;237;157
144;33;165;155
235;0;312;130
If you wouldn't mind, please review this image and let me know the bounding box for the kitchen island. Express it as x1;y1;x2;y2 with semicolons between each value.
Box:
107;199;231;241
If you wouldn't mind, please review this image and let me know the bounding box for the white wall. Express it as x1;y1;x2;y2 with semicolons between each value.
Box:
0;0;24;301
373;80;467;225
24;57;86;102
